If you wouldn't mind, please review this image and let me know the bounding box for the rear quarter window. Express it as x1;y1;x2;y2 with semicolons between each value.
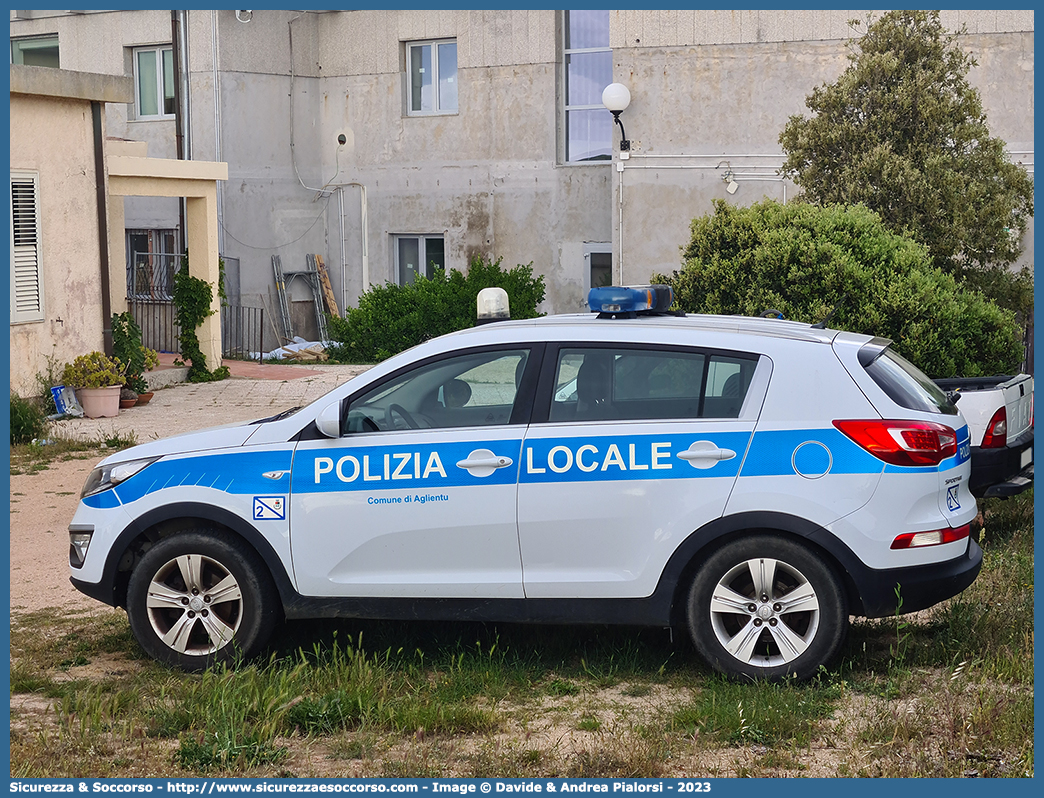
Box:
862;347;958;416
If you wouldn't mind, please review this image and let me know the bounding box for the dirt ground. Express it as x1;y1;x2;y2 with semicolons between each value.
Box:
9;364;369;615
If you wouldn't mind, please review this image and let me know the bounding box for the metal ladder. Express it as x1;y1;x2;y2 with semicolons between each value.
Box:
271;255;329;342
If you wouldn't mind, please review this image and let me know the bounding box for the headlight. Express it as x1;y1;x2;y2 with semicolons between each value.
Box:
81;457;160;498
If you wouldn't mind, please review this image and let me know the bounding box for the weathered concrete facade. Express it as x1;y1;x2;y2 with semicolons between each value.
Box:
8;65;131;395
10;9;1033;352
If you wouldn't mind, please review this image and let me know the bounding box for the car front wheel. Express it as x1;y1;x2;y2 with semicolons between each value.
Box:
126;529;279;670
687;535;847;681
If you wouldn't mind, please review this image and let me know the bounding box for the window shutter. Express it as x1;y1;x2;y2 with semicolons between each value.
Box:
10;172;44;322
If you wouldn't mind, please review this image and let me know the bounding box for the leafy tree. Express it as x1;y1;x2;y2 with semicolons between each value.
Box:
778;11;1033;279
327;256;546;363
653;200;1023;378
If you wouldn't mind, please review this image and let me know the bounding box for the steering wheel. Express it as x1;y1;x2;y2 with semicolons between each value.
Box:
385;403;420;430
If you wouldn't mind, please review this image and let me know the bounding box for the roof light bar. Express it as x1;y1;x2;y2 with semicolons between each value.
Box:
588;285;674;316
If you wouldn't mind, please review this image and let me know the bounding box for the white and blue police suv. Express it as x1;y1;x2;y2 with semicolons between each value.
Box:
68;286;980;680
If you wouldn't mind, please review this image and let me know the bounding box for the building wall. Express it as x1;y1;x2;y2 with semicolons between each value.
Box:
9;91;106;395
10;9;1034;340
9;10;181;231
606;11;1034;283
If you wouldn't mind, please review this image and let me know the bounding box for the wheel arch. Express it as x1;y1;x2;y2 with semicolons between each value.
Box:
660;511;867;628
96;502;296;611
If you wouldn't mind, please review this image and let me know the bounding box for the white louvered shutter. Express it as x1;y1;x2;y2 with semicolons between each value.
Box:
10;172;43;323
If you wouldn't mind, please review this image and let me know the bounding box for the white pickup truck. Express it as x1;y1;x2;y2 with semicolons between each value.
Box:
934;374;1034;498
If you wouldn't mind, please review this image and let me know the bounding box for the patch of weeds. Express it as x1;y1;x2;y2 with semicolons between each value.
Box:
10;431;138;474
576;716;602;732
175;731;288;772
465;739;544;778
9;663;58;695
565;730;671;778
330;733;382;761
545;678;580;697
673;675;842;746
756;748;807;772
378;739;451;777
11;609;137;671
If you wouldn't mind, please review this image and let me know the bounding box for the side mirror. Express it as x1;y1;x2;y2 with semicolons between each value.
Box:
317;401;341;438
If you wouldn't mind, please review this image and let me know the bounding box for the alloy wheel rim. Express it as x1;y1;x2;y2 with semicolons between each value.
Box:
708;557;821;668
145;553;243;656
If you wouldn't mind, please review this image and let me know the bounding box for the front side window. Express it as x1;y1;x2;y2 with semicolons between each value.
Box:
395;235;445;285
563;10;612;162
407;39;458;115
550;347;757;422
134;46;174;118
11;35;59;68
346;349;532;433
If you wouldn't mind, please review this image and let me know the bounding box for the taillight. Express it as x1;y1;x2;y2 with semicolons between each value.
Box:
833;419;958;466
891;524;970;549
980;407;1007;449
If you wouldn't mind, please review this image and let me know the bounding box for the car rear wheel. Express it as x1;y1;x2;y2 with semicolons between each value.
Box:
126;529;279;670
687;535;847;681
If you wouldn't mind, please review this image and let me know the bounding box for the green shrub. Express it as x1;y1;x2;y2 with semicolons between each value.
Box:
328;256;546;363
654;200;1023;378
10;393;46;445
111;312;151;394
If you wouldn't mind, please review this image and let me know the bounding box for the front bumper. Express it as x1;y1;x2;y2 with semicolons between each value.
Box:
851;538;983;618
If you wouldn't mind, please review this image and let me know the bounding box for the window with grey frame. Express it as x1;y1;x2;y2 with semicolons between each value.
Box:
134;45;174;118
406;39;458;115
563;10;613;162
11;34;59;68
396;236;446;285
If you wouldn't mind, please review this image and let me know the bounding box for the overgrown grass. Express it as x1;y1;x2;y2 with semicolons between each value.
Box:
10;430;139;475
10;492;1033;777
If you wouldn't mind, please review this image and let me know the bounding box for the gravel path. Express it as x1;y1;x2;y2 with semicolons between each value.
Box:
9;365;371;614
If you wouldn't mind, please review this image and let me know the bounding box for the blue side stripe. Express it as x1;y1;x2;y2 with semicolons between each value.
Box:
81;451;293;509
80;423;970;508
740;429;884;477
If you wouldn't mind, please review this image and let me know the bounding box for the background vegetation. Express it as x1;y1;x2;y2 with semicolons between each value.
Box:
654;200;1022;378
327;256;546;363
778;10;1033;321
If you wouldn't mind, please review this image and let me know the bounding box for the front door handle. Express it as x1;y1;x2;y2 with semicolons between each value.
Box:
457;449;514;478
678;441;736;470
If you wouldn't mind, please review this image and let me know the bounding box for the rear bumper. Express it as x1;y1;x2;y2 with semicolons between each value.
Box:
852;538;983;618
969;429;1033;497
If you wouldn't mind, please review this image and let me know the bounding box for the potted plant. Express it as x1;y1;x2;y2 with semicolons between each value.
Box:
112;312;156;404
62;351;126;418
120;386;138;409
136;347;159;404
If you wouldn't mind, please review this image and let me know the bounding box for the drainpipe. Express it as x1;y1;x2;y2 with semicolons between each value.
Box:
171;10;189;239
92;101;113;356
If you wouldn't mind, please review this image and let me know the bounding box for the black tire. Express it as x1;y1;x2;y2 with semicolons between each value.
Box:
126;529;279;671
686;535;847;681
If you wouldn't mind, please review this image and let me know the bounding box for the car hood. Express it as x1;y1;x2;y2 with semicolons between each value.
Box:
95;420;263;465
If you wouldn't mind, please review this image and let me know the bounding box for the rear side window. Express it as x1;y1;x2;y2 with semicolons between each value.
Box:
549;346;757;422
862;347;958;416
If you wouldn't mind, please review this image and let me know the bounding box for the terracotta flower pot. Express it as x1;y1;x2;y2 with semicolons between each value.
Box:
120;398;137;409
77;385;122;418
136;391;154;405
